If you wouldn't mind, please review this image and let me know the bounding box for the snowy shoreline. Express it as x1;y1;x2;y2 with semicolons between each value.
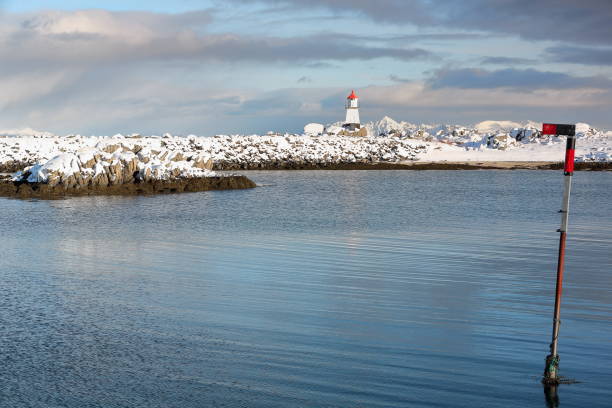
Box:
1;118;610;175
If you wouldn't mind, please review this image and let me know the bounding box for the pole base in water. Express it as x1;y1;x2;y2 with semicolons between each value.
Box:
543;354;560;384
542;354;579;385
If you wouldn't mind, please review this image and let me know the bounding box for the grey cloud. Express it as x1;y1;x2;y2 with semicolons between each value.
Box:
186;34;432;62
546;46;612;66
303;62;335;68
318;31;488;44
385;33;493;43
236;0;612;45
481;56;536;65
297;76;312;83
428;68;612;90
389;74;412;83
232;0;432;24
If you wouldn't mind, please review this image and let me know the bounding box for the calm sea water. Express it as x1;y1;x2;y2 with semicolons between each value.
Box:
1;170;611;408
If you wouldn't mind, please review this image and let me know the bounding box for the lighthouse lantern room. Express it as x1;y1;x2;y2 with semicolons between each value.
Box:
343;90;361;131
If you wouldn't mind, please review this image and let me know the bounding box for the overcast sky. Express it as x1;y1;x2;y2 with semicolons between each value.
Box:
1;0;611;134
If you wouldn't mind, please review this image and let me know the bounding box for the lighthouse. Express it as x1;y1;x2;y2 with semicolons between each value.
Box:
343;90;360;131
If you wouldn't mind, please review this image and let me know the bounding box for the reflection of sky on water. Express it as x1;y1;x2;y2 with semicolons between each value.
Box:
1;170;611;407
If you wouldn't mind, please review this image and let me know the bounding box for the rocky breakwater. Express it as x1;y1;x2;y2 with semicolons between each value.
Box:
179;135;428;170
1;133;430;172
0;145;255;199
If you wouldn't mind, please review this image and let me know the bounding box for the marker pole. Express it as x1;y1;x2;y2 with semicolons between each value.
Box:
543;133;576;383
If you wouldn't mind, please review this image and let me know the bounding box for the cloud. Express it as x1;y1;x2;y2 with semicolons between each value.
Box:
362;81;611;108
237;0;612;45
0;9;434;68
481;56;536;65
0;70;255;135
384;32;495;43
19;9;213;43
0;70;76;109
427;68;612;90
297;76;312;83
303;62;335;69
317;31;490;44
389;74;412;83
546;46;612;66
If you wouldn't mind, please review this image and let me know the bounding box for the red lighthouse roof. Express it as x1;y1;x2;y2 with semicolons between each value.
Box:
347;90;358;100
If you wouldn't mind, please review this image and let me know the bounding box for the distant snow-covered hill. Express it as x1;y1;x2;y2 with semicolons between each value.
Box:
0;128;57;138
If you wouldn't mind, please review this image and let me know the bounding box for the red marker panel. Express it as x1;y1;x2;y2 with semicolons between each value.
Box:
564;137;576;174
542;123;557;135
542;123;575;136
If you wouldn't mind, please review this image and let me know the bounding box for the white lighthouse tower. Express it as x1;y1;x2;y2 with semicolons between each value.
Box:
343;90;360;131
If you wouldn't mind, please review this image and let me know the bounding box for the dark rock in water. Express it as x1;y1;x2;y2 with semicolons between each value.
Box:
0;150;254;199
0;175;256;199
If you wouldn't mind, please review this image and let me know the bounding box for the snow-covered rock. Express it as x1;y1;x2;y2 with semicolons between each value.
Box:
474;120;524;134
304;123;324;136
325;125;343;136
12;146;216;188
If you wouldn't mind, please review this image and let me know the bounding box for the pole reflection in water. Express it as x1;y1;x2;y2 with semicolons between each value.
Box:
544;384;560;408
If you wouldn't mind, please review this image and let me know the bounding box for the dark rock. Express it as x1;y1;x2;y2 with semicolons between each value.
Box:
0;175;256;199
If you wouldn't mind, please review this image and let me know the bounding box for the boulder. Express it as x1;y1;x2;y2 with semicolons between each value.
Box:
193;156;213;170
338;127;368;137
46;170;62;187
304;123;324;136
61;174;77;189
170;152;185;162
101;144;121;154
92;172;109;187
75;172;92;188
487;134;516;150
142;167;152;181
121;163;133;183
107;162;124;185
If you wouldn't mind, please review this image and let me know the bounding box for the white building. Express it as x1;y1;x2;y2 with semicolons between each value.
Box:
343;90;360;131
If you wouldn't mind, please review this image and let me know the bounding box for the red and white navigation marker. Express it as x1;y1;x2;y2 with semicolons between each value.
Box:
541;123;576;384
